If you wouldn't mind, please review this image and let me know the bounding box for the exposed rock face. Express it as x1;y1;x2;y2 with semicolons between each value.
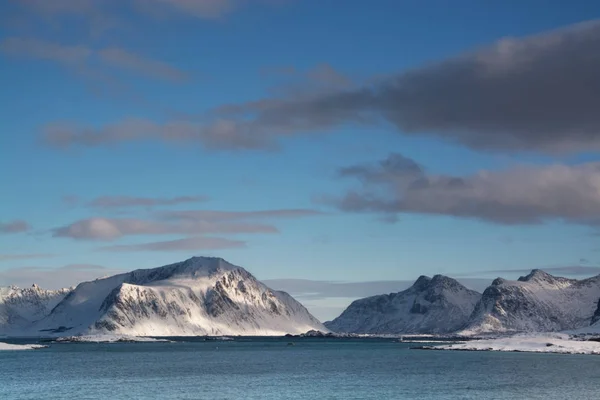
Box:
591;299;600;326
462;270;600;335
325;275;481;334
10;257;324;337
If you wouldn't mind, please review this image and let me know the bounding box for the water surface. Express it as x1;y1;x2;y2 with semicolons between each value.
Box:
1;338;598;399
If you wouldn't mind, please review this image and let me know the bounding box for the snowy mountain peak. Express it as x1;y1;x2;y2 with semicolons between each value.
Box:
491;277;506;286
463;271;600;335
2;257;325;337
518;269;556;283
325;274;481;334
413;275;432;290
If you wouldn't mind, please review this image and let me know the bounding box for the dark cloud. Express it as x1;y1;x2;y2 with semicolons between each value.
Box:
331;153;600;225
35;20;600;152
98;236;245;252
0;220;30;234
87;195;209;209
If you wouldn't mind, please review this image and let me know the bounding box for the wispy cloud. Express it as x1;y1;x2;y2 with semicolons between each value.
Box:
0;220;31;234
1;37;188;82
0;263;123;289
52;208;322;240
160;209;324;221
97;47;189;82
0;253;55;262
52;217;278;240
85;195;209;209
329;153;600;226
98;236;245;252
0;37;91;65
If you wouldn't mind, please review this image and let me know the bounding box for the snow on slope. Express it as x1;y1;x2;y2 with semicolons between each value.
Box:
0;342;47;351
21;257;325;337
462;270;600;335
325;275;481;334
0;285;71;332
429;333;600;355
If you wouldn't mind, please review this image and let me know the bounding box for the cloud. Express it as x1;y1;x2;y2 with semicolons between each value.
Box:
330;153;600;225
1;37;188;82
52;208;321;240
0;37;91;65
0;264;123;289
52;217;278;240
98;236;245;252
16;0;282;23
38;20;600;153
0;220;30;234
0;253;55;262
161;208;324;221
98;47;188;82
136;0;237;19
40;64;357;151
86;195;209;209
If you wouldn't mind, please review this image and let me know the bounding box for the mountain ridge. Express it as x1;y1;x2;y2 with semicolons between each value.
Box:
1;257;325;337
325;274;481;334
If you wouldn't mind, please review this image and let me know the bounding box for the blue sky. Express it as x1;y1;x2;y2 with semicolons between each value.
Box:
2;0;600;320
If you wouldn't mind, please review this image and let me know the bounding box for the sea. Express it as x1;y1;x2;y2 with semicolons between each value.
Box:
0;337;598;399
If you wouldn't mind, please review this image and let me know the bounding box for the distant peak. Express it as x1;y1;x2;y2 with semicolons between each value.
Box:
518;269;554;282
413;275;432;290
431;274;453;283
127;256;241;285
492;277;506;286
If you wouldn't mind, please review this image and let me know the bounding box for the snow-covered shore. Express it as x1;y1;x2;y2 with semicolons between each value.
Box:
54;335;171;343
0;342;47;351
426;333;600;355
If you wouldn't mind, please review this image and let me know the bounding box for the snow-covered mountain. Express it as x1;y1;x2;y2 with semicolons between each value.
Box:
462;270;600;335
325;275;481;334
1;257;325;337
0;285;71;332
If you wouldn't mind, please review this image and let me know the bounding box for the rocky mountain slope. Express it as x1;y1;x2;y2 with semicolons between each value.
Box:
461;270;600;335
1;257;325;337
0;285;71;332
325;275;481;334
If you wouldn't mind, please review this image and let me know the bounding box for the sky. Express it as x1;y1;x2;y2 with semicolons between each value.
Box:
2;0;600;321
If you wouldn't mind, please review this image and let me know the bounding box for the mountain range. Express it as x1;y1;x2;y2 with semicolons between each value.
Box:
3;257;600;337
326;269;600;335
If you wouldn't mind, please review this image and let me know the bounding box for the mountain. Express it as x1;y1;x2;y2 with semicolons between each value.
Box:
0;285;71;332
1;257;325;337
325;275;481;334
462;270;600;335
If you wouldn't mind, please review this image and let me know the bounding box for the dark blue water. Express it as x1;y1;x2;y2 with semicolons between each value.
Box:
0;338;598;399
